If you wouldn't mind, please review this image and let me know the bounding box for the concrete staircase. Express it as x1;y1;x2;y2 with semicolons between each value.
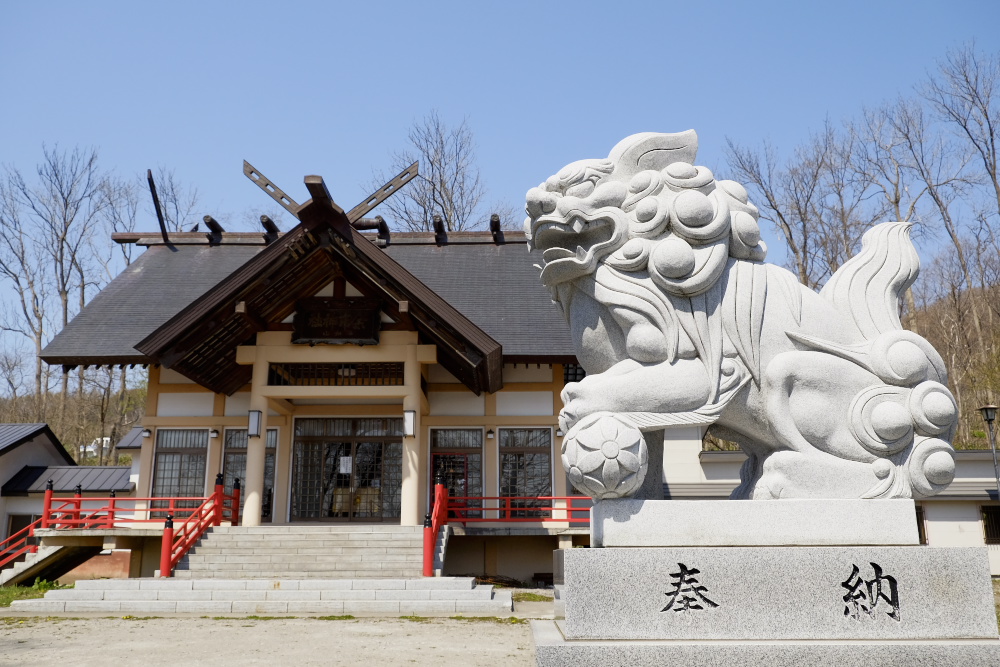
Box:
0;544;102;587
9;577;513;615
173;525;425;579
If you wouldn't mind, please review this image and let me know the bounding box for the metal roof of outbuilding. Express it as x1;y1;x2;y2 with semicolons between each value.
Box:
114;426;144;450
1;465;133;496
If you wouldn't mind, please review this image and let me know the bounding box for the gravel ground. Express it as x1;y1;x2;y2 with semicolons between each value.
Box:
0;615;537;666
0;589;554;666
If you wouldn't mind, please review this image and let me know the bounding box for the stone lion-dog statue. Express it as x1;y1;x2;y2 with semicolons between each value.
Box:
525;130;958;501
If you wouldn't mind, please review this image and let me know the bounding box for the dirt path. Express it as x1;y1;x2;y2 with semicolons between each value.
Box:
0;616;536;666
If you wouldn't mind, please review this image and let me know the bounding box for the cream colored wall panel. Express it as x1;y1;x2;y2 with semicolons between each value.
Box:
502;364;553;383
428;391;485;416
225;393;252;417
156;392;215;417
495;392;553;417
922;500;985;548
662;426;709;484
159;368;196;384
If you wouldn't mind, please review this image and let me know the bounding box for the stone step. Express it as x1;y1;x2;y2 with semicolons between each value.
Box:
179;560;421;572
191;540;423;554
209;526;423;534
202;532;423;542
10;597;512;615
182;551;422;563
75;577;476;590
173;570;423;579
174;525;427;580
43;587;495;602
9;577;510;616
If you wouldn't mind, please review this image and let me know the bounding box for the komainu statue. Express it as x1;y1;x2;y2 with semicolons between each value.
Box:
525;130;958;501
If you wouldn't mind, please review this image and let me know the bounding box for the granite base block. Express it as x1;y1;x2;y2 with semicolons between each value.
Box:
592;499;920;547
563;546;996;640
532;621;1000;667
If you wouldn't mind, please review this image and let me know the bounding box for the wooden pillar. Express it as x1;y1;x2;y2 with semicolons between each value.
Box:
243;357;269;527
400;344;424;526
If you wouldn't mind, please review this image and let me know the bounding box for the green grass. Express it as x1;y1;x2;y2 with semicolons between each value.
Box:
313;615;356;621
993;579;1000;630
0;579;70;607
449;615;527;625
511;592;552;603
399;615;434;623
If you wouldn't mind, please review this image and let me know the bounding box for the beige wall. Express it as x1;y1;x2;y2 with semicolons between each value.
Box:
137;335;566;528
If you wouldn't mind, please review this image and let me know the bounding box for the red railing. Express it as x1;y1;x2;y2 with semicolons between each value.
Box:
0;474;242;579
422;486;591;576
0;518;43;571
445;495;592;523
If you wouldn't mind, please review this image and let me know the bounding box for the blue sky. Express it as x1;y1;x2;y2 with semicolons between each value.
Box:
3;1;999;258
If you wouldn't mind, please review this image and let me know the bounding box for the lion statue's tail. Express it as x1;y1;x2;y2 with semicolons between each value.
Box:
819;222;920;340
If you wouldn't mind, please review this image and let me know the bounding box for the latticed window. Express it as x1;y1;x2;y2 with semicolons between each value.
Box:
982;506;1000;545
290;417;403;521
499;428;552;518
431;429;483;518
563;364;587;383
152;429;209;512
223;429;277;521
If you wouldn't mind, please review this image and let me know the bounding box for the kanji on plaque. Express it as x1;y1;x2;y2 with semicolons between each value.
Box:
841;562;900;622
661;562;718;613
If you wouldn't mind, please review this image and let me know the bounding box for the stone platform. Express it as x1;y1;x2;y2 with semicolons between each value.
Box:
8;577;513;615
592;499;920;546
563;545;995;640
533;621;1000;666
537;499;1000;665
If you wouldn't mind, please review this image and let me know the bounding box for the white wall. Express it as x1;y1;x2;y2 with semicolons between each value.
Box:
496;392;553;417
662;426;709;484
157;393;215;417
428;392;485;416
922;500;986;558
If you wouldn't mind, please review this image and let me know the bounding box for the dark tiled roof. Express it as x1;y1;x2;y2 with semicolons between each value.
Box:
41;244;263;364
0;423;74;464
1;466;133;496
115;426;144;450
40;232;575;366
385;235;574;358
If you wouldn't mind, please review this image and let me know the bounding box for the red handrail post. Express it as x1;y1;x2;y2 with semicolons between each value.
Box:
231;479;241;527
73;484;82;526
422;512;434;577
41;480;53;529
107;490;117;528
159;514;174;578
213;473;224;527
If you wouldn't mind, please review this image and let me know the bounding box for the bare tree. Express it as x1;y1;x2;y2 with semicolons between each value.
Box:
372;111;510;232
922;45;1000;222
726;124;872;289
0;174;52;413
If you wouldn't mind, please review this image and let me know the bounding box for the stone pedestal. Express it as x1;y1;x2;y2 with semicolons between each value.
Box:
534;499;1000;665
